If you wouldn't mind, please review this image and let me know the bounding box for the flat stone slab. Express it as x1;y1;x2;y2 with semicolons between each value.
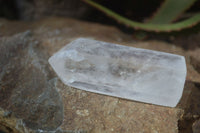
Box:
0;17;200;133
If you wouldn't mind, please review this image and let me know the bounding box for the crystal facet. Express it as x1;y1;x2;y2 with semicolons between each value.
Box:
49;38;187;107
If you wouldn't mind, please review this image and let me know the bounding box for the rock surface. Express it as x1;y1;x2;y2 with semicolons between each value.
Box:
0;31;63;131
0;17;200;133
193;119;200;133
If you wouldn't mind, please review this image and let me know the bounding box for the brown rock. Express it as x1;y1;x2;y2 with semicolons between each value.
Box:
188;49;200;76
0;17;200;133
193;119;200;133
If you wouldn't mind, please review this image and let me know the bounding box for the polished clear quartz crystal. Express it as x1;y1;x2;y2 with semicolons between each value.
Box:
49;38;187;107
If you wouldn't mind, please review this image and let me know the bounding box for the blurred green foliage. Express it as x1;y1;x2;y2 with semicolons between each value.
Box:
83;0;200;32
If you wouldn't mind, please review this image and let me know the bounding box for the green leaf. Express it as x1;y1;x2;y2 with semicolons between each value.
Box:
83;0;200;32
148;0;197;24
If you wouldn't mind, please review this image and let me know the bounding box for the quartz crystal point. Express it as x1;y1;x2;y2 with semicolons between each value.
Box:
49;38;187;107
